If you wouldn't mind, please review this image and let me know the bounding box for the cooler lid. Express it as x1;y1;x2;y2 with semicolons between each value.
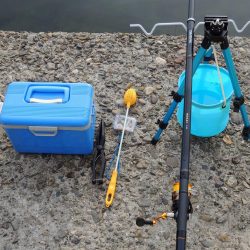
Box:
0;82;94;127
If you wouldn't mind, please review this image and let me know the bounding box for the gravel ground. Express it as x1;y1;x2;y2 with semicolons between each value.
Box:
0;31;250;250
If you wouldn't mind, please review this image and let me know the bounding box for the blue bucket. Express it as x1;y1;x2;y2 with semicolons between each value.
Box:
177;64;233;137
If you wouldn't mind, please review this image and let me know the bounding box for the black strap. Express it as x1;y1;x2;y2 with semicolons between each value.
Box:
170;91;183;103
233;96;245;112
92;120;106;184
242;126;250;141
156;119;168;130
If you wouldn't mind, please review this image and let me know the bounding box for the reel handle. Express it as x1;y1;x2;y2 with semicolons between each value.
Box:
136;217;154;227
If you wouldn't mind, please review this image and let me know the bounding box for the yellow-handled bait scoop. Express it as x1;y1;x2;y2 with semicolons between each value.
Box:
105;88;137;208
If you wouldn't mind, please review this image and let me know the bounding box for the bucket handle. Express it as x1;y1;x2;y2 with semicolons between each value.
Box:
212;45;227;108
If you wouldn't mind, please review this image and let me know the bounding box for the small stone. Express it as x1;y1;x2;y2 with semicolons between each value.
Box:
116;99;124;107
168;131;179;141
1;222;10;229
0;93;5;102
19;50;27;56
12;239;18;244
136;161;147;169
126;83;133;89
71;235;81;245
223;135;233;145
242;181;250;189
55;191;61;197
36;177;47;190
214;178;224;188
202;165;209;170
73;190;83;198
66;172;74;178
91;211;102;223
232;156;241;164
161;196;169;206
3;244;12;250
216;214;227;224
150;94;158;104
143;135;152;143
218;232;230;242
227;176;237;187
231;112;242;125
47;62;56;70
166;157;179;168
86;58;92;63
242;198;248;205
156;85;162;90
177;48;186;55
201;239;215;248
138;99;146;105
85;239;91;245
11;219;20;231
239;243;249;250
200;213;214;222
155;57;166;66
48;176;55;186
57;228;68;239
0;143;8;151
27;33;36;42
112;109;119;115
174;56;184;64
144;86;155;95
72;69;79;74
156;40;163;45
139;198;151;207
148;64;156;70
75;44;82;50
163;231;170;240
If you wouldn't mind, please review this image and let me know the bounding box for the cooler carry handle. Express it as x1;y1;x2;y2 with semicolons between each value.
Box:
29;98;63;104
28;126;58;136
25;85;70;104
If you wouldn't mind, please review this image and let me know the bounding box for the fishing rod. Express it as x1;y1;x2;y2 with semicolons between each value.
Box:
176;0;195;248
133;0;195;249
135;1;195;248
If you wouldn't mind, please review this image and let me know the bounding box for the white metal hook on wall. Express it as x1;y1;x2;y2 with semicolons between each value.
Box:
228;19;250;33
130;22;187;36
130;19;250;36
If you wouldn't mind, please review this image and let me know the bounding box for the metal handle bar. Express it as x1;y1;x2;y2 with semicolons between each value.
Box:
130;19;250;36
228;19;250;33
130;22;187;35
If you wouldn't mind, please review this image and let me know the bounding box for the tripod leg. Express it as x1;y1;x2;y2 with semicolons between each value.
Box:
222;48;250;140
151;47;207;145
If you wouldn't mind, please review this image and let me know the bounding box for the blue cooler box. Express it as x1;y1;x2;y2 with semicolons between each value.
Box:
0;82;95;154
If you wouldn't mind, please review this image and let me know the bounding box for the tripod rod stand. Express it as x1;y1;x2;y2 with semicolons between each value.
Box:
152;16;250;144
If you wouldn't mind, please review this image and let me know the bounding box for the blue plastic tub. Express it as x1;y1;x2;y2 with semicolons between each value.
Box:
177;64;233;137
0;82;95;154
